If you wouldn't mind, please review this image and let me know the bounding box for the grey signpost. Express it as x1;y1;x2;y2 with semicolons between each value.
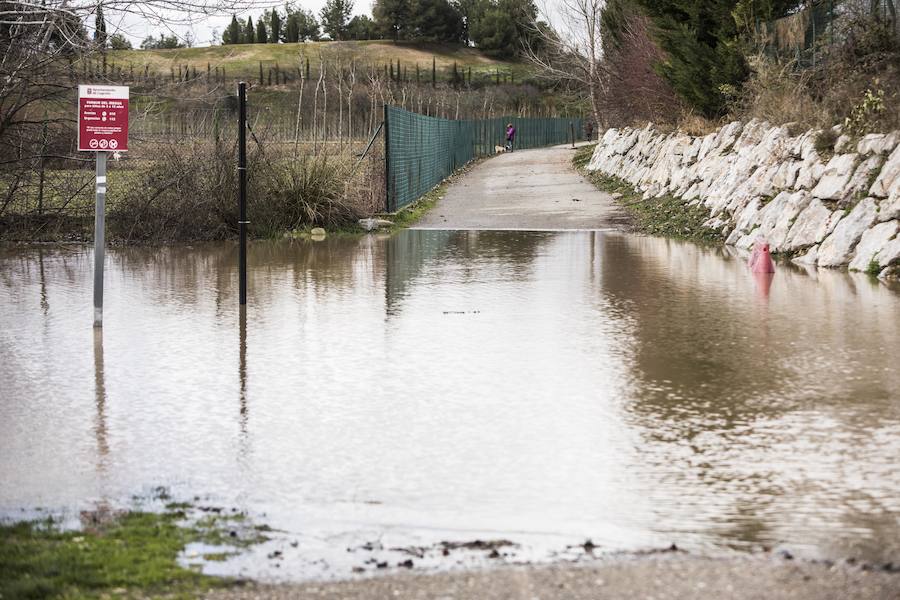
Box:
93;152;107;327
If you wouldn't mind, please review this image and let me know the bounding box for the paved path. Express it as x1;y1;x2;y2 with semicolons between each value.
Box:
413;144;629;230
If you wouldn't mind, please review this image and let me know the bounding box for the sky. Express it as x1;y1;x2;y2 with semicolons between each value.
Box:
113;1;373;47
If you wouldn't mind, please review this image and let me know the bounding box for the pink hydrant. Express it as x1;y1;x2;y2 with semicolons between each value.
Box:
748;239;775;273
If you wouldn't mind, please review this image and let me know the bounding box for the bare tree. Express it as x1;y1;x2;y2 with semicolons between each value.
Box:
524;0;606;128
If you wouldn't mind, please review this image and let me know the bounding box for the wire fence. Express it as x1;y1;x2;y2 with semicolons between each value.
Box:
384;106;584;212
757;0;898;67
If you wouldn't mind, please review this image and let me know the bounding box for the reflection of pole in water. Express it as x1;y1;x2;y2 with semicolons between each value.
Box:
93;328;109;472
239;305;248;437
38;249;49;314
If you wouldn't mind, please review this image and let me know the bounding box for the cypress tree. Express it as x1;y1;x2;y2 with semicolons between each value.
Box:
256;19;267;43
244;16;254;44
94;3;107;48
270;9;282;42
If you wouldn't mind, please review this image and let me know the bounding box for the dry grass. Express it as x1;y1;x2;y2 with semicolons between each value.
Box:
108;40;527;82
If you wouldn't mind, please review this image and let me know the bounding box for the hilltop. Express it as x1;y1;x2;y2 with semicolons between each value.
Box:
109;40;531;82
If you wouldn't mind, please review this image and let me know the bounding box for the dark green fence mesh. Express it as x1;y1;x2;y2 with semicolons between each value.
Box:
384;106;584;211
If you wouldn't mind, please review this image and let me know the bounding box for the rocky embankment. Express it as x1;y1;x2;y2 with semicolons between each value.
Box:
586;121;900;278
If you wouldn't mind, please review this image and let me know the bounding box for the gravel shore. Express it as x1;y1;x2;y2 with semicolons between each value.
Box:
206;555;900;599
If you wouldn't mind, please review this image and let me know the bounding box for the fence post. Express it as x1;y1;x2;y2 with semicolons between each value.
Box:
384;104;391;213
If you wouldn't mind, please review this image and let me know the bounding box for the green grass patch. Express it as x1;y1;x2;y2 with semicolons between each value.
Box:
573;145;723;244
866;258;882;276
388;183;446;230
0;505;265;599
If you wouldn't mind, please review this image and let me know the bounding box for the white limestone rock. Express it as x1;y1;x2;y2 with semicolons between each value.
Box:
817;198;878;267
768;191;812;250
796;156;825;190
834;134;852;153
870;144;900;198
772;160;801;190
747;191;809;251
873;233;900;268
811;153;859;200
841;154;883;206
784;199;843;251
848;220;900;271
878;193;900;222
793;245;819;265
856;131;900;156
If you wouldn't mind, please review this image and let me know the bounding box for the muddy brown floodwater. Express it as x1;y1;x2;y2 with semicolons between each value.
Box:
1;230;899;582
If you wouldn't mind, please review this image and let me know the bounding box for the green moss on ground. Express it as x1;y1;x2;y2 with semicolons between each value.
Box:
574;145;723;244
0;506;262;599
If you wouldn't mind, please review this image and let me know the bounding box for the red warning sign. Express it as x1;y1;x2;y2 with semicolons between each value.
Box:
78;85;129;152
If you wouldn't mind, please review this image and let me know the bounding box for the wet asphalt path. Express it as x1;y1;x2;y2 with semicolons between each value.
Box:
412;144;629;230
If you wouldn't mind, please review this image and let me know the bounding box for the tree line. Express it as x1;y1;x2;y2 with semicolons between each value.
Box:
220;0;542;58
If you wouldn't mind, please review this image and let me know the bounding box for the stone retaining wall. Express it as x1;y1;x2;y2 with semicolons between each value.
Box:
586;120;900;277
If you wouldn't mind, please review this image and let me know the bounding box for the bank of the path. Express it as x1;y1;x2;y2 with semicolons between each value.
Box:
413;144;630;230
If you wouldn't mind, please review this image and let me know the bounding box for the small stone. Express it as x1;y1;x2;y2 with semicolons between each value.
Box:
778;550;794;560
376;561;388;569
352;566;365;573
398;559;414;568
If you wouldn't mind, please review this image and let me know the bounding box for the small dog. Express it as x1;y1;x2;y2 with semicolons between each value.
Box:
494;145;507;154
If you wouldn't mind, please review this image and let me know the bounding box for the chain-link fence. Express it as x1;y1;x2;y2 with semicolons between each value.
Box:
384;106;584;212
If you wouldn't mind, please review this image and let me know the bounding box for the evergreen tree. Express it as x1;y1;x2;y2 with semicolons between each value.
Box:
413;0;464;42
467;0;537;57
469;6;517;56
636;0;747;117
256;18;268;43
285;13;300;42
348;15;377;40
108;33;132;50
373;0;411;40
244;16;255;44
454;0;481;44
270;9;282;42
223;14;242;44
94;3;107;48
296;9;321;41
320;0;353;40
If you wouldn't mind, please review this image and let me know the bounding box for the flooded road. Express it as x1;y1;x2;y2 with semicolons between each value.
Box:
1;230;899;580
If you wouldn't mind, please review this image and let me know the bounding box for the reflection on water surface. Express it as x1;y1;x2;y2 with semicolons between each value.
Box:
1;231;899;579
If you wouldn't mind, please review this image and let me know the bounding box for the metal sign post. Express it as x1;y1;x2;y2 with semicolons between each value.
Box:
78;84;129;328
93;152;107;327
238;82;248;306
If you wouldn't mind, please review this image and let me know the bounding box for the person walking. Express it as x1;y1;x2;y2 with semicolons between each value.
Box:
505;122;516;152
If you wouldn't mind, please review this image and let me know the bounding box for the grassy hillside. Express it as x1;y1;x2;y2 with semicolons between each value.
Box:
110;40;531;80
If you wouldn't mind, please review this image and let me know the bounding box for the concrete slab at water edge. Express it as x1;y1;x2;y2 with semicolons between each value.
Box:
412;145;629;230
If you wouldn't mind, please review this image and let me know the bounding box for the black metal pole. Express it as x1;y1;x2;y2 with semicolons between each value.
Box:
238;82;247;306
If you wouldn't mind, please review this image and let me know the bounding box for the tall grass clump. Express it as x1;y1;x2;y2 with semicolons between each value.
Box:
108;140;368;242
253;154;363;236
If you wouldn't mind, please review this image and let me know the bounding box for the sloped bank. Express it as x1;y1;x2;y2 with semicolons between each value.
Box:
585;121;900;279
